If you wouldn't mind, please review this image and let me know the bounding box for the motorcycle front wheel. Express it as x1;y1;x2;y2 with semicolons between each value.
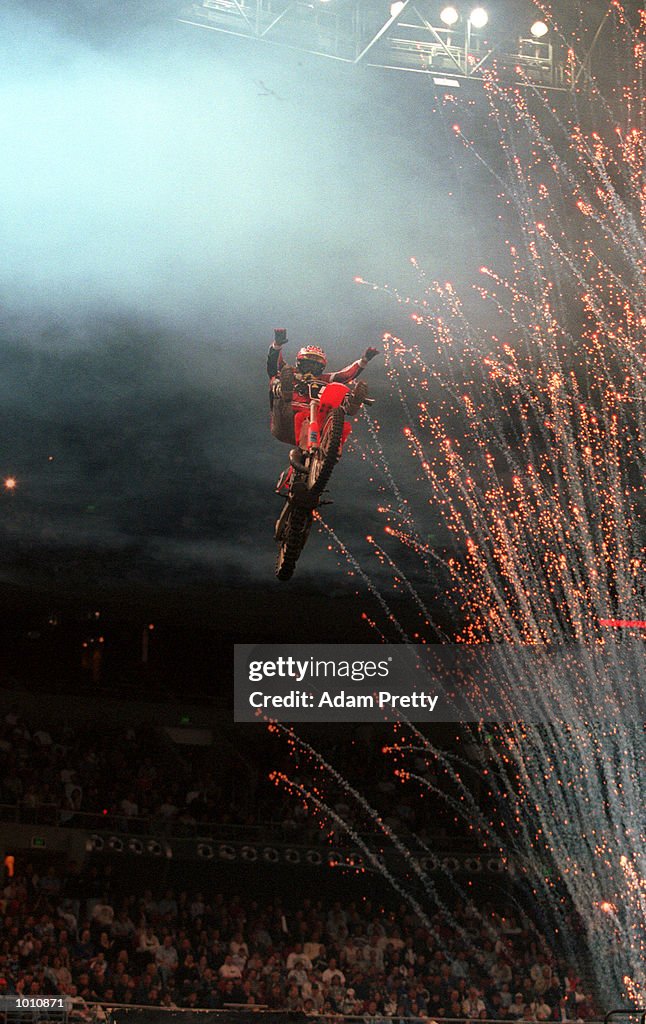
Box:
307;406;345;497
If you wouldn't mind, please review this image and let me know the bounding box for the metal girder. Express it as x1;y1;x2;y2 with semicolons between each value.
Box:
178;0;568;89
353;0;412;64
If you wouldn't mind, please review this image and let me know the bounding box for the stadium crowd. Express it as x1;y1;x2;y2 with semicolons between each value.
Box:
0;861;596;1021
0;711;598;1021
0;713;458;845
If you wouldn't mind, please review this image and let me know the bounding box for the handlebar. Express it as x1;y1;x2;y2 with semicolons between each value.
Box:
293;375;376;405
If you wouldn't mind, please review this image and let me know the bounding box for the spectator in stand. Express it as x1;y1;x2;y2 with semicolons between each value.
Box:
120;793;139;819
111;910;135;944
136;925;160;960
72;929;95;965
286;943;312;971
509;993;527;1018
219;954;242;981
157;890;178;919
90;897;114;933
463;986;486;1017
322;957;346;987
155;935;178;983
492;957;514;987
229;931;249;967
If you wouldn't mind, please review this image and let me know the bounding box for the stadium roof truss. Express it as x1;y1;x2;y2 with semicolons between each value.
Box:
178;0;571;88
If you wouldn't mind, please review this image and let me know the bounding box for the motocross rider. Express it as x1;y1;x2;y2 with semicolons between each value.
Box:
267;328;379;445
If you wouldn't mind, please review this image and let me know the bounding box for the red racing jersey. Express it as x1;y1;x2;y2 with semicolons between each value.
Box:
267;343;366;410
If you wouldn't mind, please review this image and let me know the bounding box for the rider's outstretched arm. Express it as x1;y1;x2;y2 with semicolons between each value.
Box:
328;346;379;383
267;328;288;378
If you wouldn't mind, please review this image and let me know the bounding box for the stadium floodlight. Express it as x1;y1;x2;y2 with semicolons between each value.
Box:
469;6;489;28
530;20;549;38
440;5;459;26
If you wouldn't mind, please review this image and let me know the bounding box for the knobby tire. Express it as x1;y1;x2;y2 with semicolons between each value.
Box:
308;406;345;497
275;506;310;581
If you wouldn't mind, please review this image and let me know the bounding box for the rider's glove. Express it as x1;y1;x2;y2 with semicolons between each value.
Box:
362;346;379;362
274;328;288;346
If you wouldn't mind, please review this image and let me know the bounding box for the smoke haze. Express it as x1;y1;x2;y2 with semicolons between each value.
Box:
0;0;502;609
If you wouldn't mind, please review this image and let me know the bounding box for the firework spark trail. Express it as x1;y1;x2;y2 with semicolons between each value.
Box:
359;402;415;529
379;650;646;999
383;311;642;641
267;768;444;939
315;514;413;644
372;284;645;995
356;20;646;997
274;2;646;1007
364;533;443;640
369;13;643;1006
269;724;486;956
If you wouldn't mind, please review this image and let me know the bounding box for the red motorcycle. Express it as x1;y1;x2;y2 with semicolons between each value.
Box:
274;377;369;580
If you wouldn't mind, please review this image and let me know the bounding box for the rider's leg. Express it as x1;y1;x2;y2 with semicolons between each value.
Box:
270;398;297;444
269;366;298;443
279;365;295;400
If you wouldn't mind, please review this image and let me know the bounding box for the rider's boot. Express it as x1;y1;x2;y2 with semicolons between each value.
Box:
345;379;368;415
279;365;295;401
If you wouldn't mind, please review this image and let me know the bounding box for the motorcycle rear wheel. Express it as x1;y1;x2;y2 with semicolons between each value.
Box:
308;406;345;497
275;505;311;581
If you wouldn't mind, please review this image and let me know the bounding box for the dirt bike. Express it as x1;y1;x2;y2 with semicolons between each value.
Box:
274;377;370;581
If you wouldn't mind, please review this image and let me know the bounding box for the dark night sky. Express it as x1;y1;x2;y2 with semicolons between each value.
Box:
0;0;619;650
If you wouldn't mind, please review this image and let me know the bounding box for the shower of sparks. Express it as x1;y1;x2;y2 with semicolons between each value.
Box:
272;2;646;1009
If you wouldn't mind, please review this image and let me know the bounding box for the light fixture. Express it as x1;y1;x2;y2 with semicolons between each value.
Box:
439;5;459;26
390;1;405;17
469;7;488;29
441;855;460;873
530;20;548;38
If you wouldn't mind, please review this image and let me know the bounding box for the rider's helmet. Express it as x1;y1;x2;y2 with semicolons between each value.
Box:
296;345;327;376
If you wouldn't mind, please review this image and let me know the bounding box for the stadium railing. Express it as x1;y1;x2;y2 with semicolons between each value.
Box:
81;1007;608;1024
